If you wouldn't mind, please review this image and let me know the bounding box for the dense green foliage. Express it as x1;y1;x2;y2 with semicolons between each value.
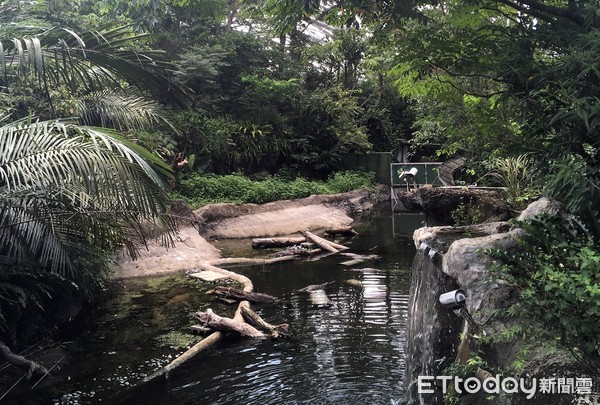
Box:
177;171;375;206
486;215;600;373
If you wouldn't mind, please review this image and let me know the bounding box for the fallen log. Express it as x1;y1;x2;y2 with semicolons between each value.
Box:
241;307;289;339
306;250;339;262
0;341;48;380
298;281;335;292
308;289;333;308
303;231;349;251
339;252;381;267
320;238;349;251
207;286;279;305
324;226;358;237
251;236;306;249
142;263;254;383
143;332;222;382
301;231;341;253
195;309;264;338
207;256;297;267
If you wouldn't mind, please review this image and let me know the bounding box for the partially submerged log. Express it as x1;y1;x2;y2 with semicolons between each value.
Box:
298;281;335;292
251;236;306;249
308;289;333;308
301;230;338;253
303;231;349;251
324;226;358;237
241;307;289;339
339;252;380;267
207;286;279;305
339;252;381;261
0;341;48;380
143;263;254;383
207;256;297;267
195;309;264;338
306;250;339;262
321;238;350;251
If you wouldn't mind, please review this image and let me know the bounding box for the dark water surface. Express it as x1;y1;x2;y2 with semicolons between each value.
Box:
15;212;422;405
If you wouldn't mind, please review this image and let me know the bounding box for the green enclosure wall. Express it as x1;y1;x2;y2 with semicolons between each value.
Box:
339;152;392;185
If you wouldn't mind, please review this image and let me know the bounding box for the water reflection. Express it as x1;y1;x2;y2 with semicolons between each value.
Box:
17;212;418;405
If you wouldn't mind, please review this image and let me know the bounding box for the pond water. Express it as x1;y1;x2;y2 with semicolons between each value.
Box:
14;211;423;405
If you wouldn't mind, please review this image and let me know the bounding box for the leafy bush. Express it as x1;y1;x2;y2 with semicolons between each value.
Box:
176;171;375;206
327;170;376;193
485;214;600;373
484;155;538;211
450;200;484;226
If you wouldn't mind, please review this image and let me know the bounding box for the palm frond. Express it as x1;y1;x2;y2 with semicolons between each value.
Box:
1;25;190;107
0;119;176;275
77;90;173;133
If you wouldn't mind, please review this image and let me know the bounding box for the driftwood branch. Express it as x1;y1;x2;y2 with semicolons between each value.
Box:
207;286;280;305
240;307;289;338
251;236;306;248
0;341;48;380
207;255;297;267
297;281;335;292
301;231;342;253
324;226;358;237
194;309;264;338
143;263;254;383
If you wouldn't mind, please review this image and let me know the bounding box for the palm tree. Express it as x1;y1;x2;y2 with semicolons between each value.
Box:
0;24;188;346
0;118;177;342
0;118;176;269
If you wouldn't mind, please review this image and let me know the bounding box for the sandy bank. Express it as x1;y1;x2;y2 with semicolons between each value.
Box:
112;185;389;279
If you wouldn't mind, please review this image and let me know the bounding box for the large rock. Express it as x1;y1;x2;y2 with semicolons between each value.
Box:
405;197;595;405
194;185;390;239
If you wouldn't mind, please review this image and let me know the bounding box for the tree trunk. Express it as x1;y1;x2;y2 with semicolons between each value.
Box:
207;286;280;305
194;309;264;338
0;341;48;380
303;231;349;251
251;236;306;248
